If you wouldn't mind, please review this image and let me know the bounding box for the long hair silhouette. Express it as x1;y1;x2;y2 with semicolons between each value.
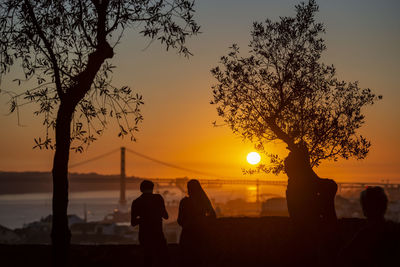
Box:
178;179;216;267
187;179;214;215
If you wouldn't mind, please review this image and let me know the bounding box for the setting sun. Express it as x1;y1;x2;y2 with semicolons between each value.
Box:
247;152;261;165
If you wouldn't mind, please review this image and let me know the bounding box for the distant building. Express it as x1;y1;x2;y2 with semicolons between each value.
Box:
385;201;400;222
260;197;289;217
96;223;116;235
16;214;86;243
164;222;181;243
103;209;130;223
71;222;118;236
335;195;361;218
0;225;21;244
24;214;85;230
70;222;98;235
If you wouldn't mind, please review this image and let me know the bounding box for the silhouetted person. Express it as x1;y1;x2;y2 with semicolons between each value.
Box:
338;186;399;267
178;179;216;267
285;144;338;266
361;186;387;222
131;180;169;267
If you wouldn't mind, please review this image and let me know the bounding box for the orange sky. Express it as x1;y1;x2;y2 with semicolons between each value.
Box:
0;0;399;183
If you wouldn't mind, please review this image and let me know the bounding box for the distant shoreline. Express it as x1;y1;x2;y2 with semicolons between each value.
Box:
0;171;142;195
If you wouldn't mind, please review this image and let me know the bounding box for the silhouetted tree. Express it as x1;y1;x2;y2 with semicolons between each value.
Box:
211;0;380;175
0;0;199;265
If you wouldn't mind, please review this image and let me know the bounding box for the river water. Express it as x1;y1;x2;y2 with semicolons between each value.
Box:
0;185;286;229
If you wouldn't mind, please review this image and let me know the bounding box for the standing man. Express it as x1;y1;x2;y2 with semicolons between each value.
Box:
131;180;169;266
338;187;399;266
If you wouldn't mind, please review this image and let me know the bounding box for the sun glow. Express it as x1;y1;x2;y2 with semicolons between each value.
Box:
247;152;261;165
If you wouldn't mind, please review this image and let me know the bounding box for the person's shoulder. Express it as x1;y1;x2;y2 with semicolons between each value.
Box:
179;196;190;204
132;194;144;204
153;193;165;201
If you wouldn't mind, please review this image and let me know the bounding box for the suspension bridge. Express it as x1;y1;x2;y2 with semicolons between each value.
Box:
68;147;400;205
68;147;288;204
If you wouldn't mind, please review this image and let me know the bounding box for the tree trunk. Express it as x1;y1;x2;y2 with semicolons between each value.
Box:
51;102;74;267
49;37;113;265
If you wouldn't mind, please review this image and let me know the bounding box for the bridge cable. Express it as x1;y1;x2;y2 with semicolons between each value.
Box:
69;148;120;169
126;148;241;179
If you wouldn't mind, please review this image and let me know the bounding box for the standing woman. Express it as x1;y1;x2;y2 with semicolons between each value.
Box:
177;179;216;266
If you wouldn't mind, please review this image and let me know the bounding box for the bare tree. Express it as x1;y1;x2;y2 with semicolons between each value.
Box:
211;0;380;175
0;0;199;265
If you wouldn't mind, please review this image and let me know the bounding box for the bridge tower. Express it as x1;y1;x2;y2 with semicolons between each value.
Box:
119;147;127;205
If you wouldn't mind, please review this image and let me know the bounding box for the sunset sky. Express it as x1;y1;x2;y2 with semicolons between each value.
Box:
0;0;399;183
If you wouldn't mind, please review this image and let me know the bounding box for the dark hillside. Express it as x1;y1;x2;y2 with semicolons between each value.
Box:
1;217;399;267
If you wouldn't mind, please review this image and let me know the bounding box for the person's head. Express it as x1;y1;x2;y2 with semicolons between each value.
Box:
187;179;206;199
140;180;154;194
187;179;214;214
360;186;388;221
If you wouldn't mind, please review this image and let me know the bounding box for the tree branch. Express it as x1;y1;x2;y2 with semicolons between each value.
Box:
106;0;121;34
91;0;109;46
24;0;64;101
69;0;113;106
78;0;95;48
